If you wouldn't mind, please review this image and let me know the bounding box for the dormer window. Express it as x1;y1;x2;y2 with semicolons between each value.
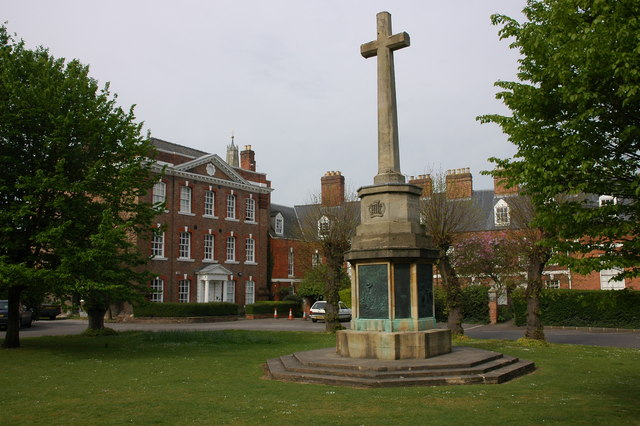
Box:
318;215;330;239
494;199;510;226
599;195;617;207
275;213;284;236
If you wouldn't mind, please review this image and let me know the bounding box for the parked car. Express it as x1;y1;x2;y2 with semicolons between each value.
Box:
0;300;33;329
38;303;62;320
309;301;352;322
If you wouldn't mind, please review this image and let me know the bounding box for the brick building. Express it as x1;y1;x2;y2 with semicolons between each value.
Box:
409;169;640;291
269;171;350;298
139;137;273;305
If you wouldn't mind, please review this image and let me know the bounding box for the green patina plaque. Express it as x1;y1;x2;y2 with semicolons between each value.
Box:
394;263;411;318
358;264;389;319
417;263;434;318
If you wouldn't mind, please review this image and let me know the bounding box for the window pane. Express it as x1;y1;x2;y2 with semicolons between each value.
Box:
204;234;214;260
226;236;235;261
245;198;255;221
227;194;236;218
150;278;164;303
179;232;191;258
180;186;192;213
245;281;255;305
204;191;215;216
179;280;190;303
246;238;255;263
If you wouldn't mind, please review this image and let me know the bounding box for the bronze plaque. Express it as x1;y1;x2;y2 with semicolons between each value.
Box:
358;264;389;319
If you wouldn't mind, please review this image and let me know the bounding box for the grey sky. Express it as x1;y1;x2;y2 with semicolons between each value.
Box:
4;1;525;205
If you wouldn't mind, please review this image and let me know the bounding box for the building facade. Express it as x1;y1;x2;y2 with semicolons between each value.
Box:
139;137;273;305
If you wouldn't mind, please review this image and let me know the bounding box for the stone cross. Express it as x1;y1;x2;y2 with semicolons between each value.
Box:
361;11;410;185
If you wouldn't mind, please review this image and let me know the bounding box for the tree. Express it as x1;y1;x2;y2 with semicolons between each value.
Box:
420;172;480;335
0;26;157;347
479;0;640;278
298;264;351;300
506;195;553;340
453;231;521;303
296;194;359;332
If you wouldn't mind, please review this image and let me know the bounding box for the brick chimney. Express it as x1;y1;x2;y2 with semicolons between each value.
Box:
493;175;519;196
321;171;345;207
408;174;433;197
240;145;256;171
445;168;473;199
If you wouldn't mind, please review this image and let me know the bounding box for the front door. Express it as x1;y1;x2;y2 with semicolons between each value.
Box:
212;281;224;301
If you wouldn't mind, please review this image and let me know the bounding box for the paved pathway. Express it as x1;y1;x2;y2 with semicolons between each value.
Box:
4;318;640;349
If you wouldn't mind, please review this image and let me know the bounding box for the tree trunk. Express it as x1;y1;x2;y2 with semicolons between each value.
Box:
87;308;107;330
524;255;546;340
324;259;342;332
2;286;24;349
438;257;464;335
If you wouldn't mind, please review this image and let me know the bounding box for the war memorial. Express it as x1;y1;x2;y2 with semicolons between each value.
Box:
266;12;535;387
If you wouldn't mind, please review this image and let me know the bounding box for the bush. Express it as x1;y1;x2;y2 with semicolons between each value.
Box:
338;288;352;308
245;301;301;317
134;302;239;318
512;289;640;329
461;285;490;324
433;285;489;323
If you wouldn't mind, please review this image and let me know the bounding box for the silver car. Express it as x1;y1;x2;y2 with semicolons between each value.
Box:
309;301;352;322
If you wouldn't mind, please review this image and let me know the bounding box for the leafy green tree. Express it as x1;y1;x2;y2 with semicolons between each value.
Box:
0;26;157;347
298;264;351;300
479;0;640;278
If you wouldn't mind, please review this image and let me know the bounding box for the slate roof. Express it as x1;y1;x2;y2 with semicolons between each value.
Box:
151;137;209;159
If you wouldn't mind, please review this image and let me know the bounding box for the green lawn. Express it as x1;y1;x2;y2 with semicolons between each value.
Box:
1;330;638;425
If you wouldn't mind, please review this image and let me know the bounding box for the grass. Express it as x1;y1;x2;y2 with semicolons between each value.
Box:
1;330;639;425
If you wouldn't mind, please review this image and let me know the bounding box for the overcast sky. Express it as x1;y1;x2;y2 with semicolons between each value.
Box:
4;1;526;206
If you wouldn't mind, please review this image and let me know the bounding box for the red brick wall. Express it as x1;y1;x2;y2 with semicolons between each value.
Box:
139;172;270;304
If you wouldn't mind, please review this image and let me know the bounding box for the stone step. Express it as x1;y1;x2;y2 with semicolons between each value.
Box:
281;353;521;379
265;346;536;388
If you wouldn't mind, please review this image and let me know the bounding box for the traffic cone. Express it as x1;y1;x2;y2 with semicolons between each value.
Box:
288;308;294;320
303;310;308;321
274;308;278;319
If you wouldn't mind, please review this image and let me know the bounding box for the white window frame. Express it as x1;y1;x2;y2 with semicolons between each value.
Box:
151;231;165;258
225;280;235;302
150;278;164;303
204;190;215;216
494;199;510;226
312;250;321;267
275;213;284;235
245;237;255;263
226;193;236;219
153;181;166;207
599;195;617;207
180;186;192;214
226;236;236;262
245;280;255;305
245;197;256;222
288;247;295;277
178;279;190;303
546;279;560;289
179;232;191;259
204;234;214;261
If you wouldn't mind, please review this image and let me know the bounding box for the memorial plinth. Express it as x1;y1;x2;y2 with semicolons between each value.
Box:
336;11;450;360
340;182;450;360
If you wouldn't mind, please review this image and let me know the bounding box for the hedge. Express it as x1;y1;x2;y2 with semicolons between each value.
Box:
245;301;301;317
512;288;640;329
134;302;239;318
434;285;489;324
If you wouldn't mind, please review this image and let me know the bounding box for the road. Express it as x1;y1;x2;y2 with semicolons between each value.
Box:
3;318;640;349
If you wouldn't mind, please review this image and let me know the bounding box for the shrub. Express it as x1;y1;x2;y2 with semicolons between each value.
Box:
512;289;640;329
338;288;352;308
134;302;239;318
434;285;489;323
245;301;301;317
461;285;489;324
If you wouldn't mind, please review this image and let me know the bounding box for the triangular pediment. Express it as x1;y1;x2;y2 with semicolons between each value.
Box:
174;154;249;186
196;263;233;278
